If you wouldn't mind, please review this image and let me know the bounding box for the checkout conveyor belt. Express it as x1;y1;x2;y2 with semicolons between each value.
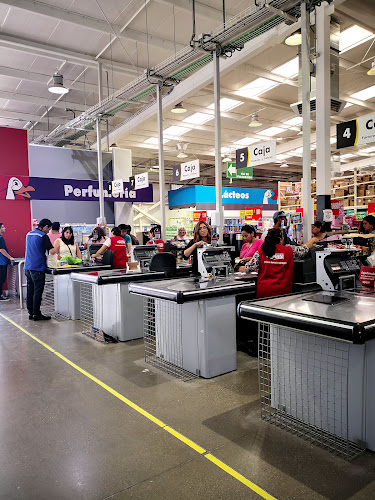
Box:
238;290;375;344
129;275;256;304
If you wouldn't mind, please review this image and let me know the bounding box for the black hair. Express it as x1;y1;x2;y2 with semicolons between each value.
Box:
112;226;122;237
241;224;256;236
61;226;75;246
51;222;60;231
118;224;127;231
126;224;132;233
262;228;283;258
38;218;52;229
363;214;375;228
89;226;106;240
312;220;325;231
0;222;3;228
150;225;161;236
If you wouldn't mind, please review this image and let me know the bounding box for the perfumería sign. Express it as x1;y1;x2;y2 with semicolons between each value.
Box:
0;175;153;202
337;113;375;149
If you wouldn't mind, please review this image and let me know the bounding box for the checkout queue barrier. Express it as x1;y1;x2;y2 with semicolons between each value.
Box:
238;290;375;460
129;276;256;381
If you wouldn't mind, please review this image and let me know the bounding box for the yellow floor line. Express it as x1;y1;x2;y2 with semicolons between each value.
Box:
1;313;277;500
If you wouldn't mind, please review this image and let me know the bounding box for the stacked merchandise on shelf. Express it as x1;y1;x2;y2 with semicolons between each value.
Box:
279;182;302;210
223;217;244;234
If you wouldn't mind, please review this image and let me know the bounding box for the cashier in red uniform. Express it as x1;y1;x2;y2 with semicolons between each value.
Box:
245;228;318;299
91;227;128;269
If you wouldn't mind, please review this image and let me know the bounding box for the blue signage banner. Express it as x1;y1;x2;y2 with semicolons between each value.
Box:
168;186;278;208
0;175;153;203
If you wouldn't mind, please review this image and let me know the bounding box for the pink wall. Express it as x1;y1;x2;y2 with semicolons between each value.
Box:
0;127;31;257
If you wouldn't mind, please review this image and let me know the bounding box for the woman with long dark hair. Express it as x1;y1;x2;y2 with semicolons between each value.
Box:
183;220;212;275
246;228;318;298
91;226;128;269
54;226;81;261
359;215;375;237
84;226;107;249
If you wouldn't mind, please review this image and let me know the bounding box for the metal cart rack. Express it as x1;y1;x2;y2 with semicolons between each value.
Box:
238;290;375;460
129;276;256;381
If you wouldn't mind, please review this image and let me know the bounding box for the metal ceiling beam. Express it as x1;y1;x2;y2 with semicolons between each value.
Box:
0;0;184;52
244;64;299;87
340;156;375;173
0;34;142;76
0;90;87;111
0;65;111;94
154;0;226;23
0;109;67;125
100;21;301;148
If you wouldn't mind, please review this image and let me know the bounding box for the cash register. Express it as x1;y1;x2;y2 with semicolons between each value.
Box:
130;245;158;272
197;246;234;278
316;247;362;291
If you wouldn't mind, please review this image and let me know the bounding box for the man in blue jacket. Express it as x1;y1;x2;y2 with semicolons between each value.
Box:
25;219;56;321
0;222;14;301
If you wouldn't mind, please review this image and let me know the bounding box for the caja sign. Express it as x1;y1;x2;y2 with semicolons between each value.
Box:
173;159;200;181
337;113;375;149
236;140;276;169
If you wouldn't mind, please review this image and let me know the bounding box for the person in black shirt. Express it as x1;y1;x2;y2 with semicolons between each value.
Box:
183;221;212;275
0;222;14;301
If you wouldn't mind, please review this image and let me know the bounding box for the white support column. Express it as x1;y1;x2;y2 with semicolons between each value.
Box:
98;62;103;103
157;84;166;239
213;47;223;244
301;0;312;243
315;2;332;221
96;118;105;223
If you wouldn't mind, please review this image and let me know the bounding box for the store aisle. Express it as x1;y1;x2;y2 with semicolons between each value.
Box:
1;301;375;500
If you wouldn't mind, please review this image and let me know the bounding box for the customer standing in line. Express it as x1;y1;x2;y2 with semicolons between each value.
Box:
54;226;82;261
125;224;139;246
48;222;61;245
25;219;57;320
0;222;14;301
183;220;212;275
118;224;132;256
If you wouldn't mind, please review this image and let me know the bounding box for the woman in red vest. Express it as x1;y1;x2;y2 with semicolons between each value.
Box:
91;227;128;269
245;228;318;299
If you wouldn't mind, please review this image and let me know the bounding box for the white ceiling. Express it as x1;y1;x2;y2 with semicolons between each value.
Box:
0;0;374;187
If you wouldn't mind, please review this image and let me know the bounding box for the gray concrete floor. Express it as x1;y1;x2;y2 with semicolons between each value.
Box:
1;299;375;500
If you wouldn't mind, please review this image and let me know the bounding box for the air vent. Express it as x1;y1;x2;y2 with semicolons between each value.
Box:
290;98;346;117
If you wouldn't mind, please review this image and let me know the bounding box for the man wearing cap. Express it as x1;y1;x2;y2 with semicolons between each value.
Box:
24;219;57;321
262;211;291;243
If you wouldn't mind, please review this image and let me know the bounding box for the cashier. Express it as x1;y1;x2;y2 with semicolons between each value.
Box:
91;227;128;269
184;221;212;275
360;215;375;237
245;228;318;298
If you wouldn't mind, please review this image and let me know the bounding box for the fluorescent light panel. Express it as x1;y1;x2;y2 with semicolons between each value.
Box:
236;77;278;98
283;116;303;126
257;126;285;137
330;137;336;144
276;154;291;160
183;112;213;125
143;137;170;145
340;153;356;159
340;25;374;54
359;146;375;153
163;125;191;136
233;137;258;146
350;84;375;101
207;98;243;112
272;57;299;78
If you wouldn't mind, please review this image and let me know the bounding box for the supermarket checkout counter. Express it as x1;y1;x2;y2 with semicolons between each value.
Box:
45;264;111;320
131;244;192;276
238;290;375;455
129;245;256;379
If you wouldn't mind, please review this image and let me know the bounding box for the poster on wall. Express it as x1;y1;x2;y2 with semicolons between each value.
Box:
193;211;207;222
245;207;262;220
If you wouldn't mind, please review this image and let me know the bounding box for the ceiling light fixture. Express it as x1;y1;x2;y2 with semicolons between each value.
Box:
176;142;188;158
171;102;187;114
109;142;118;150
285;31;301;46
280;162;289;168
177;152;188;158
249;113;262;127
368;59;375;76
48;71;69;94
